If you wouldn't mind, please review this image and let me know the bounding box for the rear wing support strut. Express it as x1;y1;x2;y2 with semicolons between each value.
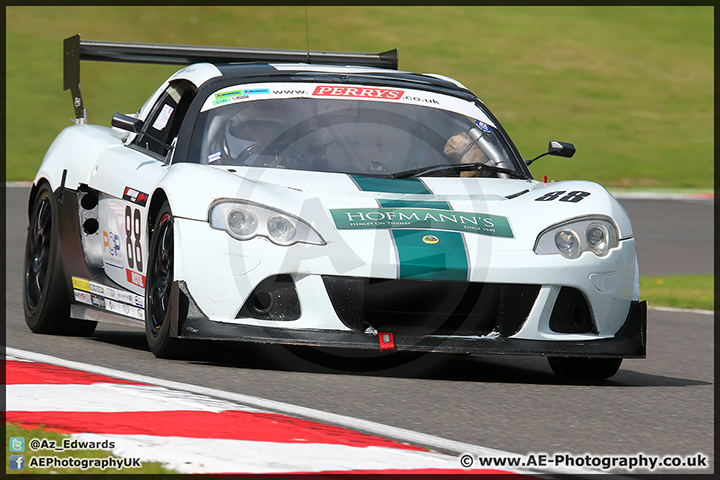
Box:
63;35;86;122
63;34;399;120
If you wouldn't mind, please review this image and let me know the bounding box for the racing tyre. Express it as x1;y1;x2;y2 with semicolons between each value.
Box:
548;357;622;380
24;183;97;335
145;202;183;358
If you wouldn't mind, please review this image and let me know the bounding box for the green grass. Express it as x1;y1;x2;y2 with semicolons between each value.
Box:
6;423;176;474
640;275;714;311
6;6;713;186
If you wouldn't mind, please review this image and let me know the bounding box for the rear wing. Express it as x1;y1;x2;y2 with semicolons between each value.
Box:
63;34;399;121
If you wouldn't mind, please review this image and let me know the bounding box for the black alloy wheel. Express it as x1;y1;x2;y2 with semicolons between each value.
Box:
145;202;182;357
24;183;96;335
25;193;52;312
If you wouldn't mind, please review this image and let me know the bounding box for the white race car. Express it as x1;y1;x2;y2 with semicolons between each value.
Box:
24;35;646;379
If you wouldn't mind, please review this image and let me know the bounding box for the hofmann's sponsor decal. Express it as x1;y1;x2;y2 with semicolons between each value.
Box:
312;85;404;100
330;207;513;238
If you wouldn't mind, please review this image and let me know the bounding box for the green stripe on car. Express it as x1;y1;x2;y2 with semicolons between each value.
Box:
349;175;469;281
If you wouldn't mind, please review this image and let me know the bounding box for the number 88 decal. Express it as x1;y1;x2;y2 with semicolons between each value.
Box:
125;206;143;272
535;190;590;203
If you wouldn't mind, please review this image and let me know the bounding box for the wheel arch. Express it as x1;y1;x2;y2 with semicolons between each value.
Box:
147;188;170;239
27;179;51;222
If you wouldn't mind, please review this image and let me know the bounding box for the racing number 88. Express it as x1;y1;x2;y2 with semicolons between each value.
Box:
535;190;590;203
125;206;143;272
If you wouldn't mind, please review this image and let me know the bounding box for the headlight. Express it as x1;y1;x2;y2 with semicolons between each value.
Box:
554;229;581;259
209;200;325;246
535;216;618;259
586;222;610;256
227;208;258;238
267;215;297;243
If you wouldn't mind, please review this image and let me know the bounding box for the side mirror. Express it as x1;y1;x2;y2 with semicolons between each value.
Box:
526;140;576;166
111;113;144;133
548;141;576;158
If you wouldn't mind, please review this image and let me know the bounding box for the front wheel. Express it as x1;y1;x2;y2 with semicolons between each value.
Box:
145;202;182;357
24;183;96;335
548;357;622;380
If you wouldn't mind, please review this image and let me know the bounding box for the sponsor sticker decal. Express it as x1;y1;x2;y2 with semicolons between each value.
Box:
475;120;492;133
91;295;106;309
243;88;271;95
72;277;90;292
102;230;123;269
215;89;244;99
330;207;513;238
312;85;404;100
122;187;149;207
208;151;222;163
74;277;141;306
215;88;270;99
212;88;270;106
422;234;440;244
74;290;92;305
134;295;145;309
105;298;144;320
91;281;116;299
117;291;134;304
71;277;145;319
126;269;146;289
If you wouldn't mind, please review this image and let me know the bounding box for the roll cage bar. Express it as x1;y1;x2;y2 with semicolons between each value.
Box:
63;34;398;121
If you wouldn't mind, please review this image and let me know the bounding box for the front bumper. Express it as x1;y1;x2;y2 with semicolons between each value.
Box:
174;217;638;332
171;213;643;358
170;279;646;358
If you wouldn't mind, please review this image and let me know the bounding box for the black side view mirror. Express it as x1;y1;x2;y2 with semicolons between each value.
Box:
111;113;144;133
526;141;576;166
548;141;576;158
112;112;173;154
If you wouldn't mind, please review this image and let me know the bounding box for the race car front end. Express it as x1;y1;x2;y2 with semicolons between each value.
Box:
165;168;646;361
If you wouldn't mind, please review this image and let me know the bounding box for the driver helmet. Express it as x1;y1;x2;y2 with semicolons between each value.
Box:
225;112;286;158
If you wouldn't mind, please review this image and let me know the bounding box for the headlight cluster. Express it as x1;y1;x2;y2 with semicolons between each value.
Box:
209;200;325;246
534;216;618;259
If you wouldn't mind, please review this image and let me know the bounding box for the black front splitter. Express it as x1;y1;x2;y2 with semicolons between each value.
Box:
169;280;646;359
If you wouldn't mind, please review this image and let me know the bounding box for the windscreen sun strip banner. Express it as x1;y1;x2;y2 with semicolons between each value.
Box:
200;82;497;127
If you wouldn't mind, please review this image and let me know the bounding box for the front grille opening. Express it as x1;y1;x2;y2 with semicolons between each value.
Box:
548;287;596;333
322;276;539;337
237;275;301;321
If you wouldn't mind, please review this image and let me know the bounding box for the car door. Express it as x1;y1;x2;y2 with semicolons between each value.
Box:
90;80;197;294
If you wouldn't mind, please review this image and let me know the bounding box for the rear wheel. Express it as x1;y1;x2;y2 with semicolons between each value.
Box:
24;183;97;335
548;357;622;380
145;202;182;357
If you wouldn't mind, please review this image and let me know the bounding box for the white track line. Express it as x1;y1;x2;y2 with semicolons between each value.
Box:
648;305;714;316
610;191;713;201
6;347;601;476
6;383;264;413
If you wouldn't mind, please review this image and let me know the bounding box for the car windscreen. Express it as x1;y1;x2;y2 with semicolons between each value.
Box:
189;82;521;178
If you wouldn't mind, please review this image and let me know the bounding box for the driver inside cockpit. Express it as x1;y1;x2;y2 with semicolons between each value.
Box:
225;114;287;161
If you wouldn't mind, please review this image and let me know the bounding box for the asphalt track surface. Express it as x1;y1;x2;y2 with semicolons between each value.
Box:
4;184;714;475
